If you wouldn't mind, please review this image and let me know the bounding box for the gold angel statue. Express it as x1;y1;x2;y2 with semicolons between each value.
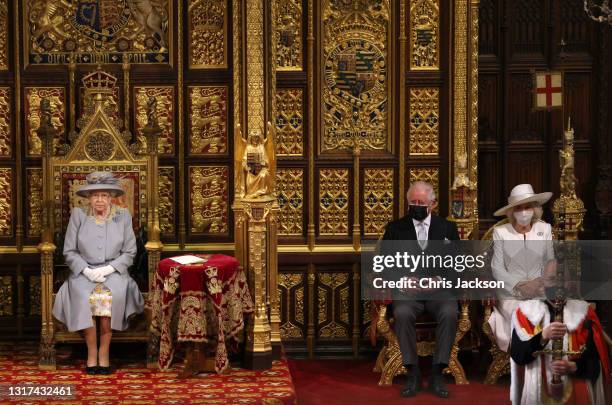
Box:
235;122;276;199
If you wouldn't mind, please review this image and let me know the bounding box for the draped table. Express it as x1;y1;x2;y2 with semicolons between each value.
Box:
149;254;253;375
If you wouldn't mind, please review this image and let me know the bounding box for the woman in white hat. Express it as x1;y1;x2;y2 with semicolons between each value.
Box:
52;172;144;375
487;184;556;352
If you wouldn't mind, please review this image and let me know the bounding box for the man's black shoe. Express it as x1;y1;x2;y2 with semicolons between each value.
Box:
428;373;449;398
400;374;421;397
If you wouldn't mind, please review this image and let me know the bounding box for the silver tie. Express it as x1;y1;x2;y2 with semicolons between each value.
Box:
417;223;428;250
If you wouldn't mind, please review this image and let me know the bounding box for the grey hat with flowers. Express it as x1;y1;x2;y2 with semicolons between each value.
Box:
76;171;124;198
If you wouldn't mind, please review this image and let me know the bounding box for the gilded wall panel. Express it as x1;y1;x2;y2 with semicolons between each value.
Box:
159;167;175;236
0;168;11;236
363;168;394;236
321;0;390;152
276;168;304;236
0;0;7;70
189;166;228;234
80;85;120;126
135;86;174;155
25;87;65;156
27;168;43;238
24;0;171;65
318;168;349;236
188;0;227;68
278;273;304;339
0;275;12;316
409;88;439;156
275;89;304;156
275;0;303;70
317;272;349;339
29;276;41;316
188;86;228;155
410;0;440;70
409;167;439;202
0;87;10;156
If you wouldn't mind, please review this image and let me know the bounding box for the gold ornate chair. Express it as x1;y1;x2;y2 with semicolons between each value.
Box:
481;218;511;384
372;301;471;385
38;68;163;370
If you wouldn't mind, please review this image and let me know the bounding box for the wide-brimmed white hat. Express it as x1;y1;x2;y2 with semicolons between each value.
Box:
76;171;124;198
493;184;552;216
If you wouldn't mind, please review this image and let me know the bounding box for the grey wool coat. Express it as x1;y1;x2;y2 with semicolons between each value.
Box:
52;206;144;332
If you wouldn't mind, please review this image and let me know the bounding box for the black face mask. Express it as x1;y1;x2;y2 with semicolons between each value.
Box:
408;204;429;221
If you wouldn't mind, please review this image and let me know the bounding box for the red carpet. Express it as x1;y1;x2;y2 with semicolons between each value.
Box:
288;358;510;405
0;342;295;404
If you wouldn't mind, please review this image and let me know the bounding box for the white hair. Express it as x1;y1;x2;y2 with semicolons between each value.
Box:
407;181;436;203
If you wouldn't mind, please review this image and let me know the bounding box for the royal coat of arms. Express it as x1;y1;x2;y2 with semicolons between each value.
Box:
26;0;170;65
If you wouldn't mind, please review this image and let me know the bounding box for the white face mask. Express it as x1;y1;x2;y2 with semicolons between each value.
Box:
513;209;534;226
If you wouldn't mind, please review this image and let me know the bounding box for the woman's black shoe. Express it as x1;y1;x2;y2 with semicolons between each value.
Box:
97;366;112;375
85;366;98;375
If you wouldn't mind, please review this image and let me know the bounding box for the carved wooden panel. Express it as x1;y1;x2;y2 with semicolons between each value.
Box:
275;89;304;156
28;275;41;316
558;73;591;141
409;0;440;70
318;168;349;236
478;74;499;142
507;152;545;196
0;168;10;236
135;86;174;155
477;152;500;221
275;0;303;71
316;272;350;339
159;167;175;236
188;86;228;155
189;166;228;234
26;168;43;238
409;87;439;156
508;74;545;142
188;0;228;69
25;87;65;156
363;168;394;236
478;0;497;56
321;0;390;152
0;87;10;156
557;0;593;55
278;272;305;339
0;275;12;315
510;0;545;57
276;168;304;236
0;0;7;70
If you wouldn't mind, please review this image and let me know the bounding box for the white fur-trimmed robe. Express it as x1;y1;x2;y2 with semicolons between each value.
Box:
510;300;606;405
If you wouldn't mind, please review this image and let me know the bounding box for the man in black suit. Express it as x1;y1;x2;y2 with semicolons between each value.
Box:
381;181;459;399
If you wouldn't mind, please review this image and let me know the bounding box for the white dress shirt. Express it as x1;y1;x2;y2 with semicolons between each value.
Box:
412;214;432;240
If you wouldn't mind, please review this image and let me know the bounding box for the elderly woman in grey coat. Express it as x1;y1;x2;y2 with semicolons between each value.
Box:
52;172;144;375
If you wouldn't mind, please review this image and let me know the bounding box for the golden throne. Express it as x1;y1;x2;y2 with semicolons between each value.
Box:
481;218;511;384
372;300;471;385
38;68;163;370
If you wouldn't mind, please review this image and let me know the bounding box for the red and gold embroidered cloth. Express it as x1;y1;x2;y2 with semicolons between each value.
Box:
150;254;253;373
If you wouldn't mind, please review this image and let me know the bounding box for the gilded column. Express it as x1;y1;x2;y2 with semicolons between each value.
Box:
449;0;478;240
233;0;279;369
306;0;315;250
177;0;186;248
37;99;58;370
398;0;407;217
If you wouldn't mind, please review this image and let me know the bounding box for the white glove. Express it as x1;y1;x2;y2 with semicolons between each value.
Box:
97;265;116;277
83;267;106;283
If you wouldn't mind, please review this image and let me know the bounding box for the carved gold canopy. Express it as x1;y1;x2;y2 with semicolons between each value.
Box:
52;69;148;233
